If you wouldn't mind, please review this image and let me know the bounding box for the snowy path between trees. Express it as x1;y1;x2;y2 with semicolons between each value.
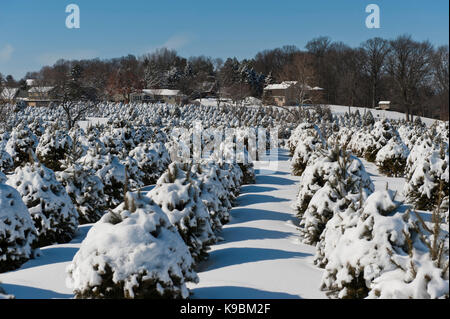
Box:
0;149;408;299
187;149;326;299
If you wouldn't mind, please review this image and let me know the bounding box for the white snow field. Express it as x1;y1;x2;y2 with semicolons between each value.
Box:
0;146;437;299
0;148;327;299
187;149;326;299
328;105;436;127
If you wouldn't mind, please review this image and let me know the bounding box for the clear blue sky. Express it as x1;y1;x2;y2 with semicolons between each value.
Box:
1;0;448;79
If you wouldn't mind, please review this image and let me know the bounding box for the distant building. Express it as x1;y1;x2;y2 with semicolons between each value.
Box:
26;79;36;87
130;89;185;104
262;81;324;106
377;101;391;110
26;86;59;107
195;81;217;99
262;81;298;106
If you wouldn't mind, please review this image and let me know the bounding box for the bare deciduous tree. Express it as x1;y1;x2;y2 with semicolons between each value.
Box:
361;37;390;108
432;45;449;120
59;64;98;129
386;35;433;121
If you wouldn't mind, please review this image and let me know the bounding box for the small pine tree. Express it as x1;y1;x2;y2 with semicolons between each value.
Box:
66;191;199;299
6;162;79;247
404;142;449;211
36;127;73;171
56;163;107;224
375;137;410;177
149;163;216;263
299;146;373;245
5;127;38;169
0;183;38;272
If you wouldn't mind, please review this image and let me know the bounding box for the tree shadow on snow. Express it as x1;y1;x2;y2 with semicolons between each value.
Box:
1;283;73;299
191;285;301;299
240;185;278;194
229;208;294;224
19;247;80;271
9;224;90;271
220;226;291;243
70;224;93;244
200;247;311;271
255;175;297;186
237;194;289;206
254;169;291;176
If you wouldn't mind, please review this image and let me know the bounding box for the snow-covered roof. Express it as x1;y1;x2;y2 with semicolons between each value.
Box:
28;86;55;93
264;82;324;91
378;101;391;104
26;79;36;86
264;81;298;90
1;87;19;99
143;89;180;96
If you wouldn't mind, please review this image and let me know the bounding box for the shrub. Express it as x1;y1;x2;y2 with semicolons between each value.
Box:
6;163;79;246
0;183;38;272
66;191;198;299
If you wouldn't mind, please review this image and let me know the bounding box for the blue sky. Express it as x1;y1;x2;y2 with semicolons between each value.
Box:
0;0;448;79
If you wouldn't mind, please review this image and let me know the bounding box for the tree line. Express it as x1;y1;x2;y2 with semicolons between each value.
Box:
0;34;448;120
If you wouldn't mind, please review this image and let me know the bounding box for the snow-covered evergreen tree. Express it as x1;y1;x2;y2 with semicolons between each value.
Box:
368;191;449;299
364;119;397;162
56;163;107;224
375;137;410;177
36;127;73;171
77;150;127;209
129;142;171;185
0;183;38;272
6;163;79;247
404;142;449;210
120;155;145;190
148;163;216;262
320;190;449;299
362;110;375;126
287;122;324;157
295;146;374;220
189;162;232;232
314;198;362;268
0;149;13;173
298;147;373;245
5;127;38;169
66;191;198;299
291;124;326;176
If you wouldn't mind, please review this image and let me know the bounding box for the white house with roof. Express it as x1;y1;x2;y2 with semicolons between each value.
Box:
26;86;59;107
130;89;184;104
262;81;323;106
377;101;391;110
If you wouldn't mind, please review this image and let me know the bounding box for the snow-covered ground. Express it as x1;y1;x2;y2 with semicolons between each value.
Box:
360;158;406;201
0;149;325;299
0;149;428;299
193;100;439;127
0;225;91;298
187;150;325;299
328;105;437;127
